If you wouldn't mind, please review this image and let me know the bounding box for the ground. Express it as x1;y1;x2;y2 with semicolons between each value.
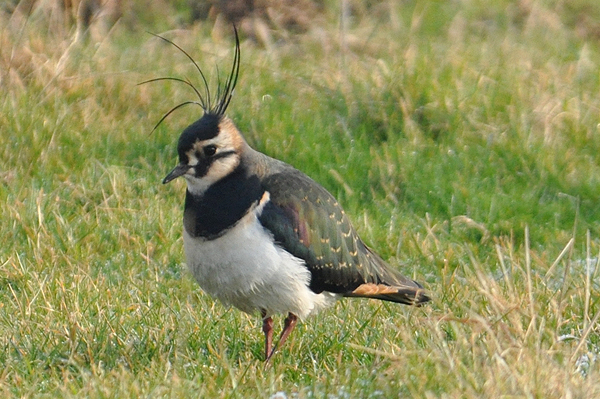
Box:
1;0;600;397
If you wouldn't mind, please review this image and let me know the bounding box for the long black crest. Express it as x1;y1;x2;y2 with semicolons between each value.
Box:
139;26;241;133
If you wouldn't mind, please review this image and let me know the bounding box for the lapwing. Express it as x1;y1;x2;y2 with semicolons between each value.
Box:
149;29;430;362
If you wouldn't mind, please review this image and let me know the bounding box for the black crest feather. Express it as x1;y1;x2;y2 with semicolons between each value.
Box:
140;26;241;133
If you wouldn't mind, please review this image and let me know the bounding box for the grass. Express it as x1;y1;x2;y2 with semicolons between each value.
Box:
2;0;600;397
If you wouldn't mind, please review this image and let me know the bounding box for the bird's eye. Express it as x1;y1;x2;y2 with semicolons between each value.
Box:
203;145;217;157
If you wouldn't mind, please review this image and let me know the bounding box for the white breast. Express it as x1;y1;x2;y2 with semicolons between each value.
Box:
182;193;338;319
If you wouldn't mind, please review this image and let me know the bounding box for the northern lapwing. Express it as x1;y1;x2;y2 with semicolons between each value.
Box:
150;29;430;362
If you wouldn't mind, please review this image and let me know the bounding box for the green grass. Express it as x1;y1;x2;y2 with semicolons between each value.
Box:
2;0;600;397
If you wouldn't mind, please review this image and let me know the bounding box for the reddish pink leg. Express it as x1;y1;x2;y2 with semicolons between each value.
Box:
266;313;298;362
261;310;273;361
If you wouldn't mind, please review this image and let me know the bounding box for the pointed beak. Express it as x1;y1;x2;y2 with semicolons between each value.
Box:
163;164;190;184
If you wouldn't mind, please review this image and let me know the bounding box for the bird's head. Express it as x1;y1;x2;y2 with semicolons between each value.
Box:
141;27;242;195
162;113;245;195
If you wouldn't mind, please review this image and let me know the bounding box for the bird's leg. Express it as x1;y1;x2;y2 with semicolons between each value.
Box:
261;309;273;361
266;312;298;362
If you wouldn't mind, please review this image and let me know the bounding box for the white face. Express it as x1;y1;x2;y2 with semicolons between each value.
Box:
182;118;243;196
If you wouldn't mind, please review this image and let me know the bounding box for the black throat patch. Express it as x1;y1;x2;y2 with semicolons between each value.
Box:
183;165;264;240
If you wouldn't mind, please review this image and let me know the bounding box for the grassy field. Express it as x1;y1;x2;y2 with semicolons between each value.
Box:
2;0;600;397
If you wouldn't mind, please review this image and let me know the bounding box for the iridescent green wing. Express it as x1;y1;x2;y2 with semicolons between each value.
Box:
258;168;411;295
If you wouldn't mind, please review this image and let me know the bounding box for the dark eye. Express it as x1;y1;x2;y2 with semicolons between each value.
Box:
203;145;217;157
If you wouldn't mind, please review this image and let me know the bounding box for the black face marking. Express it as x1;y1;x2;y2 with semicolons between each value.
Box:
188;149;236;179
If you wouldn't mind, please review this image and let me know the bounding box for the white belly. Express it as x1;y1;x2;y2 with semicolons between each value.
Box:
182;204;338;318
